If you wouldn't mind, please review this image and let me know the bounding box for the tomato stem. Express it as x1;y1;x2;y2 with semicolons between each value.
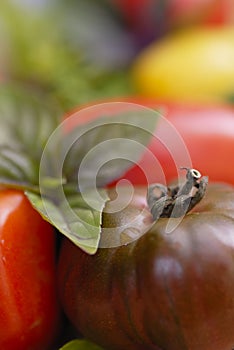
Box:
147;168;208;220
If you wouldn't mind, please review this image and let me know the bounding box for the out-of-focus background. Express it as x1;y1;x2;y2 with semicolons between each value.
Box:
0;0;234;111
0;3;234;348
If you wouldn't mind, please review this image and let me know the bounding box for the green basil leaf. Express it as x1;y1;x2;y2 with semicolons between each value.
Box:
0;85;60;157
0;85;60;188
61;106;160;189
0;87;158;254
59;339;104;350
0;145;37;188
25;187;109;254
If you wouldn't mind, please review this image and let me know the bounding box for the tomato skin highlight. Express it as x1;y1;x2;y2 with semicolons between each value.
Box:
0;189;61;350
58;184;234;350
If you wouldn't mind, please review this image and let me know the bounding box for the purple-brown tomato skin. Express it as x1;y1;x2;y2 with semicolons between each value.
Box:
58;183;234;350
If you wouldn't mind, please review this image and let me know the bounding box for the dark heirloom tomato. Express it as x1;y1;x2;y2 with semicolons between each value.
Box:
58;183;234;350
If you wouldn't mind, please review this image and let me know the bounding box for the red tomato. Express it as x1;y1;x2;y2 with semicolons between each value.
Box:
166;0;234;26
0;189;61;350
64;99;234;186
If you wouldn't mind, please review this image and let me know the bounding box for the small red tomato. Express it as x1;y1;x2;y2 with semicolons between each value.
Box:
0;189;61;350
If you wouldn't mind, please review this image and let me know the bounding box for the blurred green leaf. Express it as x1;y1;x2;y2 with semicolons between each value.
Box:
0;84;60;188
0;0;133;110
62;108;160;187
60;339;104;350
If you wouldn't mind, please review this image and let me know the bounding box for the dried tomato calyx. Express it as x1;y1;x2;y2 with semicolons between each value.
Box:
147;168;208;221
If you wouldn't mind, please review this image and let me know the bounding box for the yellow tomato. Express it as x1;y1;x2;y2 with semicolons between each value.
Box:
131;26;234;104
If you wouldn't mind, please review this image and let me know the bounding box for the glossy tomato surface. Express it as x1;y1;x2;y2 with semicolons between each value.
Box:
58;183;234;350
0;189;61;350
64;99;234;186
